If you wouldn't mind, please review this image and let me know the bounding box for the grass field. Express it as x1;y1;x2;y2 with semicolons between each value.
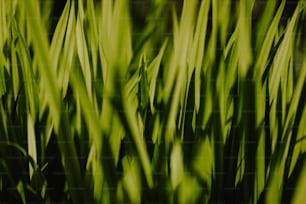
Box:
1;0;306;203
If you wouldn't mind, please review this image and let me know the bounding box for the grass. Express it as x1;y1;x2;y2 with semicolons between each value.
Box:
0;0;306;203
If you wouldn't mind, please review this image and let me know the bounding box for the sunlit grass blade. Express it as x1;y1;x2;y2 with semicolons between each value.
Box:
26;0;60;126
27;115;37;179
170;140;184;189
113;82;154;188
291;154;306;204
121;157;142;203
148;39;168;113
264;3;303;203
237;0;253;78
0;0;8;97
25;0;84;203
76;0;92;100
269;5;300;101
69;61;104;202
14;21;38;121
191;135;213;199
0;53;6;97
255;0;278;48
282;42;306;187
57;0;76;97
0;0;8;49
49;0;70;74
191;0;210;113
254;0;285;79
163;0;197;152
86;0;99;79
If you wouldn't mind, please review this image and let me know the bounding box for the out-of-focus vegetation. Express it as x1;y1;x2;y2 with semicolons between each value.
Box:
0;0;306;203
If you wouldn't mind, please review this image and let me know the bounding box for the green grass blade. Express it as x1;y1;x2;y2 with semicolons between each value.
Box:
170;140;184;189
148;39;168;113
269;6;299;101
191;0;210;113
264;3;303;203
255;0;278;48
69;62;104;202
25;1;85;203
114;84;154;188
27;115;37;179
254;0;285;79
237;0;253;78
291;154;306;204
49;0;70;73
76;0;92;100
15;21;38;121
58;0;76;97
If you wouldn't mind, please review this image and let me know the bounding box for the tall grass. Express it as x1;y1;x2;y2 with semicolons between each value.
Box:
0;0;306;203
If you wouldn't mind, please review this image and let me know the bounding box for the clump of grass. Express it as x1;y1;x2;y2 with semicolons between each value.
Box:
0;0;306;203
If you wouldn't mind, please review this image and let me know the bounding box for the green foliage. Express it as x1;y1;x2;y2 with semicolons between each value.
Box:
0;0;306;203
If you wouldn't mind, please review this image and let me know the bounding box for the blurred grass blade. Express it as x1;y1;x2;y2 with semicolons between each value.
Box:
148;39;167;113
76;0;92;99
237;0;253;78
0;0;7;97
264;3;303;203
170;141;184;189
26;0;61;126
114;83;154;188
15;21;38;121
69;59;103;202
58;0;76;97
27;115;37;179
291;155;306;204
26;0;84;203
0;52;6;97
192;0;210;113
254;0;285;79
269;3;300;100
255;0;278;48
49;0;70;73
122;157;142;203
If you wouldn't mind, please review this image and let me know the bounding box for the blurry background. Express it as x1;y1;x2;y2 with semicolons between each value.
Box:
46;0;304;51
